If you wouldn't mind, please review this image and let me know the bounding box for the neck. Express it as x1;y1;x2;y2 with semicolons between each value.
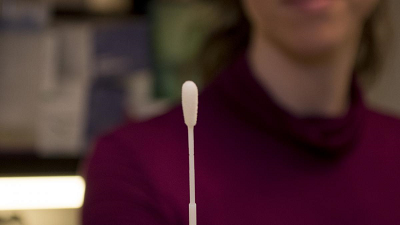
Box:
248;31;360;118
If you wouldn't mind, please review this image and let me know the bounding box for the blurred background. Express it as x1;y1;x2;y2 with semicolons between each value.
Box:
0;0;398;224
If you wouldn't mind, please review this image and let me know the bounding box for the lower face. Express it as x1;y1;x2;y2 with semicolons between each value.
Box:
242;0;380;61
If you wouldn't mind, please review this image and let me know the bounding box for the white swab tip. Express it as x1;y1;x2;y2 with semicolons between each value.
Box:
182;81;198;127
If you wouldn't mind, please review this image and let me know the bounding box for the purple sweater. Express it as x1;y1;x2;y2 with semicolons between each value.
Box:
82;54;400;225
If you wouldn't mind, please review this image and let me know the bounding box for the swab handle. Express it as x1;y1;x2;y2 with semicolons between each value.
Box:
189;203;197;225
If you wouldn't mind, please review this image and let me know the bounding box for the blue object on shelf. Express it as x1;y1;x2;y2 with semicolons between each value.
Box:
86;19;151;143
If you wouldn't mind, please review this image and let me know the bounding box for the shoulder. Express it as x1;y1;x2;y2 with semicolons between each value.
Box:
363;106;400;147
83;105;188;193
93;105;186;154
365;107;400;131
82;107;185;225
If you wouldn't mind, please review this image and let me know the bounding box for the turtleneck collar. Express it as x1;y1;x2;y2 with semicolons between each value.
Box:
213;53;366;155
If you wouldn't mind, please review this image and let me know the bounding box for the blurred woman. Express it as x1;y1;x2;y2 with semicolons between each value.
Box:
82;0;400;224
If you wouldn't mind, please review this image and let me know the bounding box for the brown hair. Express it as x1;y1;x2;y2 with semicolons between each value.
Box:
199;0;392;85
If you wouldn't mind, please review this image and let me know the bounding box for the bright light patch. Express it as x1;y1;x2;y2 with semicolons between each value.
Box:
0;176;85;210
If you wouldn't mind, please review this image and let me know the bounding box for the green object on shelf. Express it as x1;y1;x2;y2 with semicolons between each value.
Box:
150;1;219;100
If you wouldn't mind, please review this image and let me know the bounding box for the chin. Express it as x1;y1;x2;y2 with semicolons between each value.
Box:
297;39;339;59
280;29;350;62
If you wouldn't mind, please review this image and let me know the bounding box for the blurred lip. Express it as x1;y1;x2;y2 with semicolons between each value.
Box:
284;0;333;12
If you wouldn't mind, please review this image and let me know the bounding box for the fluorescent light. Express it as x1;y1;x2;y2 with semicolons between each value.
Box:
0;176;85;210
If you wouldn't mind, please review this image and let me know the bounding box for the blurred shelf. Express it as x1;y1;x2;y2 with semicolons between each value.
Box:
0;154;81;177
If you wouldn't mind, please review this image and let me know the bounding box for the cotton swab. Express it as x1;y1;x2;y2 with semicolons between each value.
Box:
182;81;198;225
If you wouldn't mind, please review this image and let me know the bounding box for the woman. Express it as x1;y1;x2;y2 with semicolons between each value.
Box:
82;0;400;224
